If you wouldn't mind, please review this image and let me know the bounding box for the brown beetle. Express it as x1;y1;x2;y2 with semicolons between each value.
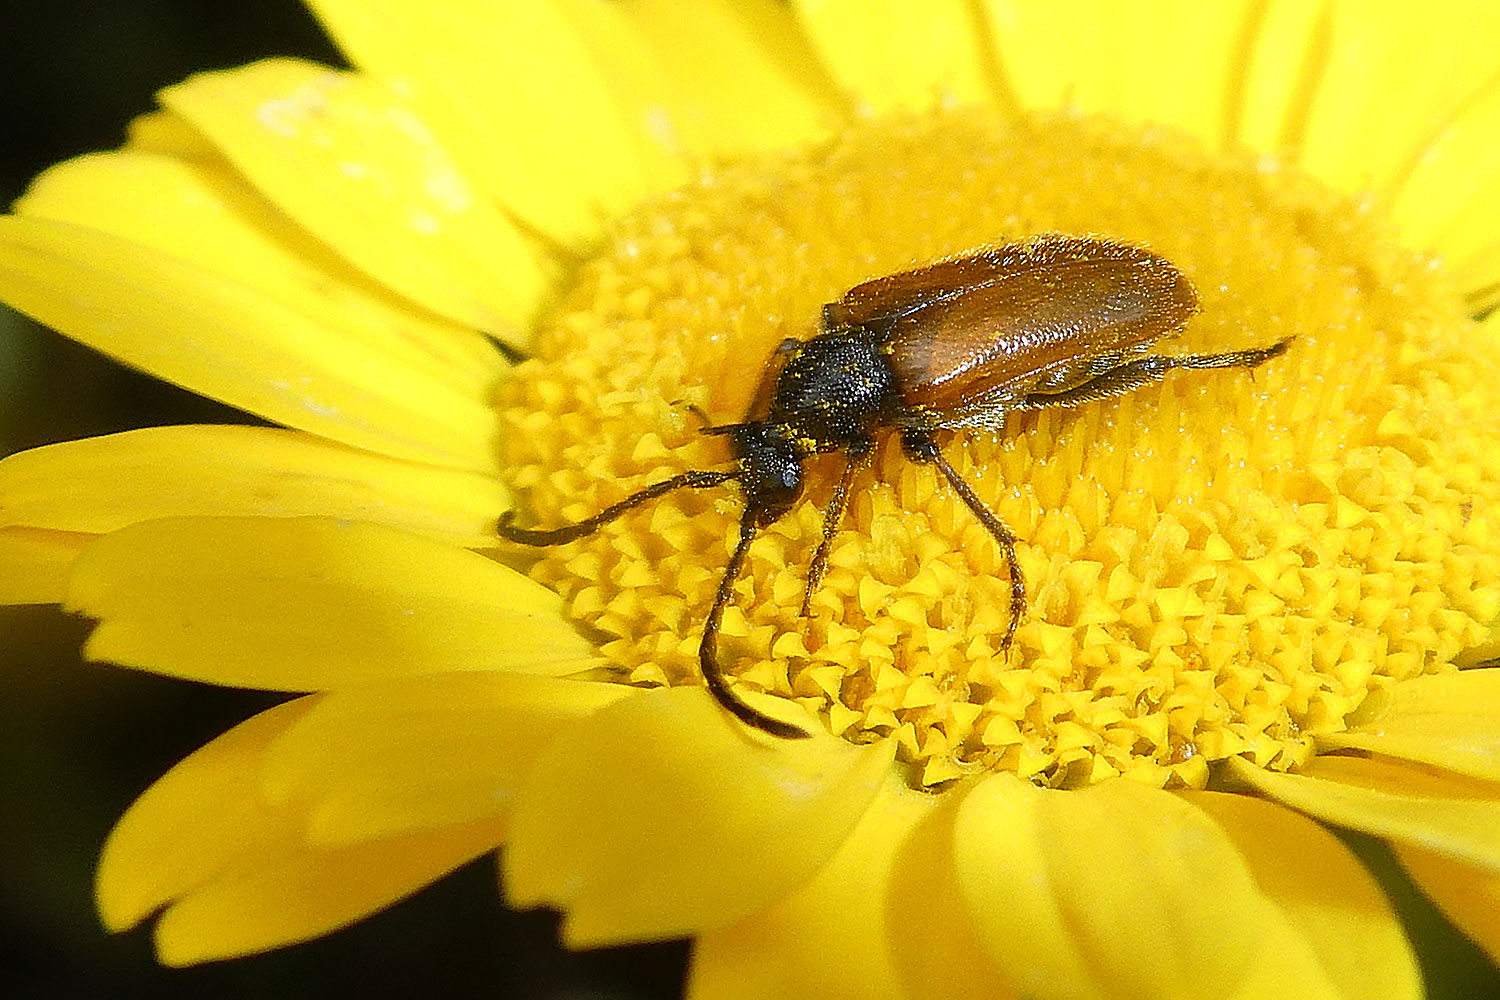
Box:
500;234;1291;738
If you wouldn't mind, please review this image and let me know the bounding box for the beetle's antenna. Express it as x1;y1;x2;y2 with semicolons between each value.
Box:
702;513;811;739
929;450;1026;653
498;468;737;546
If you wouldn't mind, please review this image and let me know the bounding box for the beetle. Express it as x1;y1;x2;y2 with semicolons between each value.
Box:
499;234;1291;739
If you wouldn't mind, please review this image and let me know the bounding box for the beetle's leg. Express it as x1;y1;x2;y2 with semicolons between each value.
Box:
901;429;1026;654
801;436;872;617
1018;337;1293;412
1158;336;1293;373
701;512;811;739
498;468;736;546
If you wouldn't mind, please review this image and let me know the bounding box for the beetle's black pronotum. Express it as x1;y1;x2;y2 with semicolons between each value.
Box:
499;234;1291;739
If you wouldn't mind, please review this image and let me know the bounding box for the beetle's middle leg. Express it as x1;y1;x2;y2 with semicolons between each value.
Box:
900;429;1026;654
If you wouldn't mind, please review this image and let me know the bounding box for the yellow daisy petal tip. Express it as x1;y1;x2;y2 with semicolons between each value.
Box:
145;817;508;966
92;699;317;937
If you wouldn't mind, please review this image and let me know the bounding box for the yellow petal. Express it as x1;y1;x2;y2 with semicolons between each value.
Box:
1223;915;1343;1000
261;673;629;844
688;778;935;1000
504;686;893;946
97;697;317;933
124;108;219;160
1228;754;1500;871
1395;843;1500;966
1234;0;1343;155
304;0;662;247
1317;670;1500;784
979;0;1257;147
16;144;505;396
66;516;594;690
620;0;841;157
0;215;499;471
1389;77;1500;279
1187;790;1421;1000
0;426;510;549
883;782;1018;1000
98;681;516;966
0;526;91;603
946;776;1100;1000
958;778;1271;1000
154;817;505;966
1292;2;1500;198
157;59;554;338
794;0;997;115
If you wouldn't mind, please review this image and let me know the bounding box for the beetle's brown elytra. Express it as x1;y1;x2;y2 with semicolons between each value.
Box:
498;234;1292;739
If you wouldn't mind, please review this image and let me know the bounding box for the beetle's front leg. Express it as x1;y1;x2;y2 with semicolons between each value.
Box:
801;435;872;616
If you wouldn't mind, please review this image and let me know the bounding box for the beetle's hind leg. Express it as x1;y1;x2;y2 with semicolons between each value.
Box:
1017;336;1293;412
497;468;736;546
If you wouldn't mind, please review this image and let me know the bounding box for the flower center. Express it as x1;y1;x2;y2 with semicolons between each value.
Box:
498;109;1500;790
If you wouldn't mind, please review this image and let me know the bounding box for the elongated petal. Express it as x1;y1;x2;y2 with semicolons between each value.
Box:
0;527;91;603
305;0;663;246
884;783;1019;1000
794;0;997;114
1232;0;1330;154
1228;755;1500;871
153;817;505;966
688;779;935;1000
16;144;505;396
98;698;317;933
66;517;595;690
504;686;893;946
1187;791;1421;1000
158;59;554;338
0;426;509;549
957;778;1271;1000
979;0;1258;147
1317;671;1500;784
312;0;839;230
1395;843;1500;965
620;0;840;157
1291;3;1500;201
947;776;1101;1000
98;686;541;966
1389;78;1500;288
261;673;629;844
0;216;499;470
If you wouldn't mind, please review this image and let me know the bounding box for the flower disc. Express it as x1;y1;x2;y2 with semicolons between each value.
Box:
502;109;1500;790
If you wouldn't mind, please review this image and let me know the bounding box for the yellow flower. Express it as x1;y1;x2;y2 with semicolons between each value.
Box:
3;1;1500;997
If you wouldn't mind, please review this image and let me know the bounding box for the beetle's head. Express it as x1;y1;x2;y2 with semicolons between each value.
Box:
722;421;805;527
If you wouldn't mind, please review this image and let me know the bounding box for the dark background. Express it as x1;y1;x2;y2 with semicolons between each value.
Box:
0;2;686;997
0;3;1497;999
